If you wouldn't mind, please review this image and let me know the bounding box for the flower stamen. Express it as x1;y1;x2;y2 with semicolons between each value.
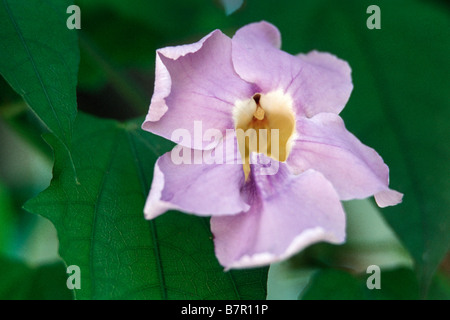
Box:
253;105;265;121
233;90;296;181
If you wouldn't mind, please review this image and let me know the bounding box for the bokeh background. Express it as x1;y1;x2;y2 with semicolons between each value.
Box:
0;0;449;299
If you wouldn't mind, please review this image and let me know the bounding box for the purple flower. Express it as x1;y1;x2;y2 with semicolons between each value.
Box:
142;21;403;269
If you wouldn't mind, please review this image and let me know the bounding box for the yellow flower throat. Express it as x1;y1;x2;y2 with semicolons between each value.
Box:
233;90;296;180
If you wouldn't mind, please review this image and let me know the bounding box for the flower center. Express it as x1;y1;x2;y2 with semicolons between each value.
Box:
233;90;296;180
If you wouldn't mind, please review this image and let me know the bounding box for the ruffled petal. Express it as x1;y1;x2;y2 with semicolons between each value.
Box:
287;113;403;206
143;29;254;150
211;167;346;269
143;33;212;123
231;21;353;117
144;133;249;219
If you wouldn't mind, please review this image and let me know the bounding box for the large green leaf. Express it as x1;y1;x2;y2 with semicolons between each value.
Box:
0;0;79;145
25;113;267;300
0;256;73;300
234;0;450;293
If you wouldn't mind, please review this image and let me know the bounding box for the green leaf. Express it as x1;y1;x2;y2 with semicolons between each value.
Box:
0;256;73;300
0;182;14;253
302;269;367;300
30;261;75;300
337;0;450;294
0;0;79;145
235;0;450;293
302;267;450;300
428;272;450;300
267;258;318;300
25;112;267;300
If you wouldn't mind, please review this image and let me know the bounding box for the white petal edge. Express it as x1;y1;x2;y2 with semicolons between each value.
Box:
374;189;404;208
143;159;180;220
224;227;345;270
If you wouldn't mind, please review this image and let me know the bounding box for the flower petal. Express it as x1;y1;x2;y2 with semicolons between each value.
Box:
143;29;254;150
231;21;353;117
211;168;346;269
294;50;353;117
287;113;402;206
374;189;404;208
144;133;249;219
143;33;213;123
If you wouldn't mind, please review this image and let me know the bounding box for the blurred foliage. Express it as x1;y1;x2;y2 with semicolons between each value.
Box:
0;0;448;299
302;267;450;300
